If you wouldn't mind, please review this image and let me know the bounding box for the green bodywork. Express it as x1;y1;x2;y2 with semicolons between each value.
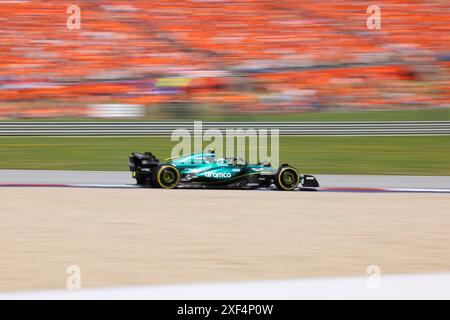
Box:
168;152;276;185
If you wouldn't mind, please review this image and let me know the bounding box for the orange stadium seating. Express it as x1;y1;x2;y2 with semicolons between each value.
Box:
0;0;449;118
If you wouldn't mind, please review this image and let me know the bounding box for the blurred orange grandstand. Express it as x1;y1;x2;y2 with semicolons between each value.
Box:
0;0;449;119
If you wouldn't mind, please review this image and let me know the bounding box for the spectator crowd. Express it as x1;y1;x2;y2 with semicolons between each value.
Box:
0;0;449;118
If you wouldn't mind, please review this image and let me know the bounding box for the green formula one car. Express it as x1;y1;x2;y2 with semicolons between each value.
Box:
128;150;319;191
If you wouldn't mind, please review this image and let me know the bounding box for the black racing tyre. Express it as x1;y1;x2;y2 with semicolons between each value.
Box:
274;166;300;191
152;165;180;189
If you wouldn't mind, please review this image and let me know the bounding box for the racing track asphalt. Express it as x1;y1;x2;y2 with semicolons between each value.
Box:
0;170;449;189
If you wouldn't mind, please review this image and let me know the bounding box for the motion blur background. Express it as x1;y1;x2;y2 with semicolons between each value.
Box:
0;1;449;175
0;0;449;120
1;1;450;296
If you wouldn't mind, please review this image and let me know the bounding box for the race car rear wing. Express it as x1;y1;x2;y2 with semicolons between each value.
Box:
128;152;159;172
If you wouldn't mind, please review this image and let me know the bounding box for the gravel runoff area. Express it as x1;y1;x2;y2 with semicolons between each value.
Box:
1;188;449;292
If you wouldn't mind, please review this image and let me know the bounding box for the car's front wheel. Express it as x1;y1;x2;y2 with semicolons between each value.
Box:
274;166;300;191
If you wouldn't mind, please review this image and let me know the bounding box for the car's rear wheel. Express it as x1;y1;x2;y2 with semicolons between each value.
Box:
274;166;300;191
153;165;180;189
